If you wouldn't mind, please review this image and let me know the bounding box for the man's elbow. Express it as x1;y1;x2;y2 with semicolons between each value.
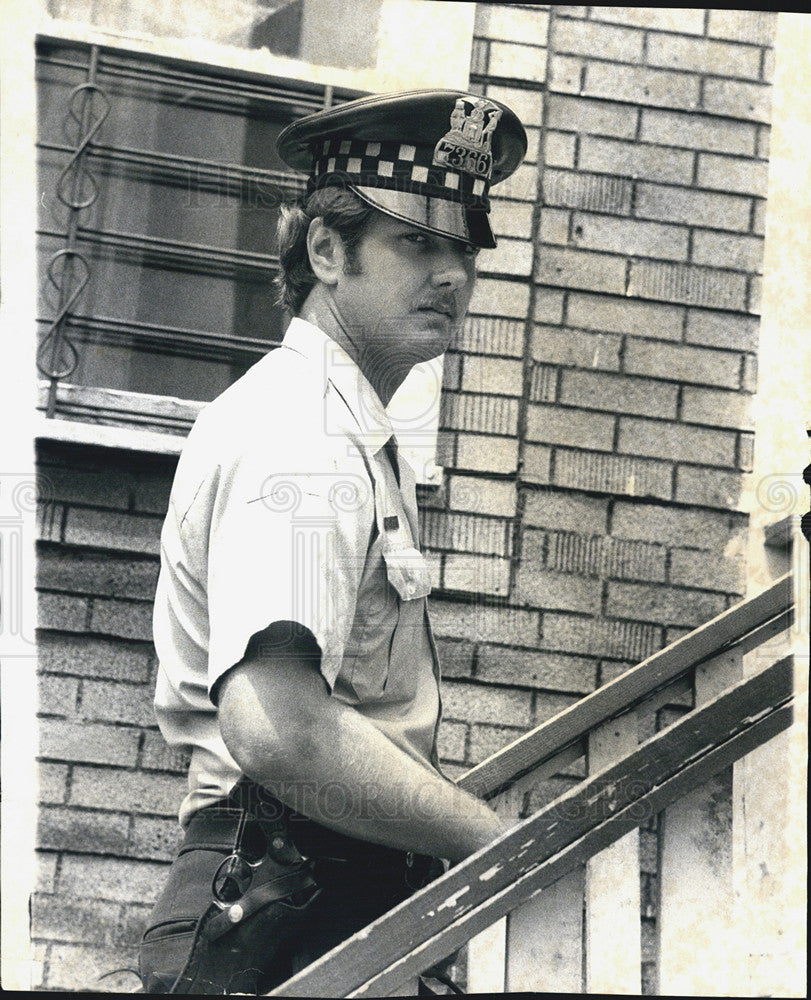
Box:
217;665;314;782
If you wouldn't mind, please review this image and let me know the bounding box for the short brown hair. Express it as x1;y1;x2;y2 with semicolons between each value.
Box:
275;186;375;314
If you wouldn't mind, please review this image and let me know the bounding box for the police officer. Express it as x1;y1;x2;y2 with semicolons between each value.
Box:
139;89;527;994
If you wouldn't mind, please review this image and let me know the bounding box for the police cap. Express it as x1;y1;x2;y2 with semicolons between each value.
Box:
276;89;527;250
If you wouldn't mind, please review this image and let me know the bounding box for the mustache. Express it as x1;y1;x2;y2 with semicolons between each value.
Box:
414;294;458;318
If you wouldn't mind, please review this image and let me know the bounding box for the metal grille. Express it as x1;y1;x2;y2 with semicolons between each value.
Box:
36;36;360;416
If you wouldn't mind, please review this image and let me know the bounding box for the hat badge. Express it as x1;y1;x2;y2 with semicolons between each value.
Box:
432;97;503;182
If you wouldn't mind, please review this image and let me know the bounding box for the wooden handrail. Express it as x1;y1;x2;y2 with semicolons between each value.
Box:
270;655;794;997
459;573;792;800
266;574;795;997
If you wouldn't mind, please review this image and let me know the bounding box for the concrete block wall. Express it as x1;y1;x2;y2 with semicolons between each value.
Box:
31;5;777;992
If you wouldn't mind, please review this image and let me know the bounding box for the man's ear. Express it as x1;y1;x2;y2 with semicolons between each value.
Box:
306;218;345;286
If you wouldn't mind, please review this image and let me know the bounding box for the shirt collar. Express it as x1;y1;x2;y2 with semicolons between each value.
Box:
281;317;394;454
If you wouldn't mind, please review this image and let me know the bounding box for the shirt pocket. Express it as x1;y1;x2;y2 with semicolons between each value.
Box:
337;539;432;704
339;539;399;703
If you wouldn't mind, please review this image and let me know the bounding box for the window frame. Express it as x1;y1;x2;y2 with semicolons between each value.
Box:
34;34;355;422
31;3;477;484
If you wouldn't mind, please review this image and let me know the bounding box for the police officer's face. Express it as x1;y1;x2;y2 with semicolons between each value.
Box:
333;212;477;363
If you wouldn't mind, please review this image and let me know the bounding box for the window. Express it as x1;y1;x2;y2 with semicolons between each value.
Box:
34;0;477;481
37;38;357;416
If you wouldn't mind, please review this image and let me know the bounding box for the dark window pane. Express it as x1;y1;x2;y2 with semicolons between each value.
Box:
36;39;358;407
37;319;261;400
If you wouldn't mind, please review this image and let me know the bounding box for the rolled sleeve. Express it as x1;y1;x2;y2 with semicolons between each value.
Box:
205;446;375;697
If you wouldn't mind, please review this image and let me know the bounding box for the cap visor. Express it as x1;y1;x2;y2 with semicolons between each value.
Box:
350;185;496;250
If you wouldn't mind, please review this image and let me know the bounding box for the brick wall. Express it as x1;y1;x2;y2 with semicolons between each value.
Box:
32;5;777;991
34;443;183;990
426;1;773;770
424;5;776;992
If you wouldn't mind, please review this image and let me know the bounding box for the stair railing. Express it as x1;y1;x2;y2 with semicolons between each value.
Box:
267;561;803;997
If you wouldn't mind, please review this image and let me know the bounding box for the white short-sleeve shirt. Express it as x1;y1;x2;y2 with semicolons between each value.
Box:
153;319;442;826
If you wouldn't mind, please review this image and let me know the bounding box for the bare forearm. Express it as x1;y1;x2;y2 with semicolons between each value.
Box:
260;711;500;862
218;652;504;864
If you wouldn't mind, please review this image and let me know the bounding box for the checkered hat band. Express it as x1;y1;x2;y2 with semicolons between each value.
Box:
311;138;489;209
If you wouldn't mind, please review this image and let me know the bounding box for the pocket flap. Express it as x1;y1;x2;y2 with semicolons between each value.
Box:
382;543;432;601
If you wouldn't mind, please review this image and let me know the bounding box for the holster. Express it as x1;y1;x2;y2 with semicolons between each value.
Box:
139;785;320;995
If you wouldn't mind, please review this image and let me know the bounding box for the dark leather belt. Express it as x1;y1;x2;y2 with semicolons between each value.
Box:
183;792;439;883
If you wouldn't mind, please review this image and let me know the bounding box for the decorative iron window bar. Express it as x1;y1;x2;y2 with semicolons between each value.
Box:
38;141;307;199
39;38;337;115
38;313;272;361
36;35;361;420
38;225;282;277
